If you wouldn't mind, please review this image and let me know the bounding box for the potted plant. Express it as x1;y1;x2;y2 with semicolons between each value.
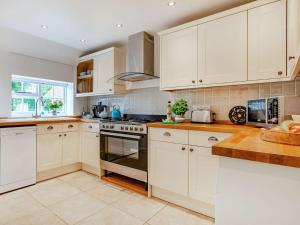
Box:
171;99;189;122
47;100;63;116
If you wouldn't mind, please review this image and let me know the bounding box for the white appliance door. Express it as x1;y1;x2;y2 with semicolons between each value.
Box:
0;127;36;185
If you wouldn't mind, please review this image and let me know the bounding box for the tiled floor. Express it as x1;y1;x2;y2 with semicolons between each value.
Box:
0;171;214;225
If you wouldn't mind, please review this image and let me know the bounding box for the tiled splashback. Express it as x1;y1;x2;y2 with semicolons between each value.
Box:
88;79;300;121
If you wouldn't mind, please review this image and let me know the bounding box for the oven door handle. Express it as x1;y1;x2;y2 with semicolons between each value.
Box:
100;131;142;140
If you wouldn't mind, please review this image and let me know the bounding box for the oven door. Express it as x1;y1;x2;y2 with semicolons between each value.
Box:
100;131;147;172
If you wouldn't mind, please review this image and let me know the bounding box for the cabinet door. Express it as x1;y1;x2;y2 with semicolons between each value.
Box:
287;0;300;77
81;132;100;169
149;141;188;196
198;12;247;84
160;26;198;89
37;134;62;172
62;132;79;166
94;50;114;95
189;146;219;205
248;1;286;80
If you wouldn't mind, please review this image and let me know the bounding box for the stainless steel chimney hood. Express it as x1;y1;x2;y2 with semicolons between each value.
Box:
117;32;159;82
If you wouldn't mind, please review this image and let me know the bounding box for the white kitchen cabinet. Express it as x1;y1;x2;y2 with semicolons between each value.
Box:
287;0;300;77
62;132;80;166
81;131;100;171
37;133;62;172
149;140;188;196
160;26;198;89
188;146;219;205
198;12;247;85
93;48;126;96
248;0;286;81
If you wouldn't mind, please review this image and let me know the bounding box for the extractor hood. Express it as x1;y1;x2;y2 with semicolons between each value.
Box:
116;31;158;82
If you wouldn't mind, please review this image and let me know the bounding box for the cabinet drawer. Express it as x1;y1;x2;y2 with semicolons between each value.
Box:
81;123;100;133
37;124;63;135
189;131;232;148
149;128;188;144
62;123;79;132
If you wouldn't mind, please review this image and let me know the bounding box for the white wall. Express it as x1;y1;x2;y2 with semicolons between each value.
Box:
0;50;87;117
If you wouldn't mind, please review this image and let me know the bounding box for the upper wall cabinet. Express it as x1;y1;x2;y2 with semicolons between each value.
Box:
248;0;286;81
159;0;295;91
76;47;126;97
160;26;198;89
198;11;247;85
287;0;300;77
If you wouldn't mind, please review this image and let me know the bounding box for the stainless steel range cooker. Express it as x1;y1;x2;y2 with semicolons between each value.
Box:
99;114;165;188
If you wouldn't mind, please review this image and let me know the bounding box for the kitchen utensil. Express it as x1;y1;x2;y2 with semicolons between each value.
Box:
191;105;215;123
111;105;121;120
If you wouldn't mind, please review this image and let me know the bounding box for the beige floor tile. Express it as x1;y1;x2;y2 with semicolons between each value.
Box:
25;178;63;194
49;192;107;225
28;181;81;206
4;208;66;225
111;193;166;222
0;194;44;225
147;204;214;225
76;206;144;225
0;188;27;201
85;182;130;204
58;171;101;191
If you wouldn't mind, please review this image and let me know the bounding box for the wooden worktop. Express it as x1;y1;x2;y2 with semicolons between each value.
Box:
147;122;300;169
0;117;81;127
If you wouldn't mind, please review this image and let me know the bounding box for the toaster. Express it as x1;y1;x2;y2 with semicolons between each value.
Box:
191;106;215;123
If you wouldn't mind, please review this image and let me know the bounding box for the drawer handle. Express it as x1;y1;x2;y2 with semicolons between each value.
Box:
59;134;62;137
68;124;74;129
163;132;171;137
208;136;219;142
189;148;194;152
64;134;67;137
88;125;93;129
181;147;186;151
96;135;100;138
47;126;54;130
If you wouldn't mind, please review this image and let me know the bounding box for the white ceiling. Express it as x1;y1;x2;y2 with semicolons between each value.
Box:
0;0;251;52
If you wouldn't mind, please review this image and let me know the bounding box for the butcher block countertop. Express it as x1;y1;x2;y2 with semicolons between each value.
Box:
147;122;300;169
0;117;81;127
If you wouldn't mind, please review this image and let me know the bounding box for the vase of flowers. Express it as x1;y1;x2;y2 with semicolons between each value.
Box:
171;99;188;123
47;100;63;116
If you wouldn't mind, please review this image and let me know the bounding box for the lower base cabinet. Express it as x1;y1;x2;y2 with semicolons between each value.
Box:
149;141;188;196
81;129;100;175
188;146;219;205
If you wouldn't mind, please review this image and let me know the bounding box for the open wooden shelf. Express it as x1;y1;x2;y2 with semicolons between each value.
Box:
77;59;93;94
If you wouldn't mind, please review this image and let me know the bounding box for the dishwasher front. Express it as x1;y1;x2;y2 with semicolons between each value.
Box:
0;126;36;193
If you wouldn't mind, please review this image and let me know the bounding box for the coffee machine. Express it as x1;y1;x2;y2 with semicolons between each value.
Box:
91;102;107;118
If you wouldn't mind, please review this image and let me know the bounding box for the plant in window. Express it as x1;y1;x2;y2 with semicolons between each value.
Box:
47;100;63;116
171;99;189;123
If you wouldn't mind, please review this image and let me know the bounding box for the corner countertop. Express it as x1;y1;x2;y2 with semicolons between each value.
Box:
0;117;81;127
147;122;300;169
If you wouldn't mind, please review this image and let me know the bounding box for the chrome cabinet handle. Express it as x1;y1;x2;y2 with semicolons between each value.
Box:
68;124;74;129
181;147;186;151
88;125;93;129
15;132;24;135
96;135;100;138
109;89;112;92
278;71;283;76
47;126;54;130
289;56;295;60
208;136;219;142
189;148;194;152
163;132;171;137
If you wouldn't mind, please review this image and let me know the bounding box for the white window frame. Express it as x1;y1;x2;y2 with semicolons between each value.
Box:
11;75;71;117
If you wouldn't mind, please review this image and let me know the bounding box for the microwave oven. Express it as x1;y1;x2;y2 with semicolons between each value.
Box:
247;97;284;127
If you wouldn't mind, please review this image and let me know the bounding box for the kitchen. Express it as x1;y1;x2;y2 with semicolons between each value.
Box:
0;0;300;225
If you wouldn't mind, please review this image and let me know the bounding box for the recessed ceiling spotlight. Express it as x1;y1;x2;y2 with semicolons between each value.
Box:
80;39;87;43
116;23;123;28
168;1;176;6
41;25;48;30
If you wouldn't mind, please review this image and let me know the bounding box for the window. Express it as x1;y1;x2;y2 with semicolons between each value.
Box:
11;75;72;117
